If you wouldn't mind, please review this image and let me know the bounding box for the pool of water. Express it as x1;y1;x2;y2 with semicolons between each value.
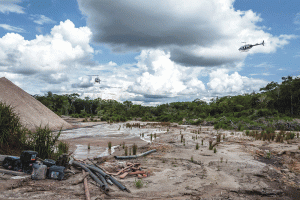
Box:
60;122;164;159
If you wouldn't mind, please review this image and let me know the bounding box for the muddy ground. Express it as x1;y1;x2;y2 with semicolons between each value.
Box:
1;119;300;199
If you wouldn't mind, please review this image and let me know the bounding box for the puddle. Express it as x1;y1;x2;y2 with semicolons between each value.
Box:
73;144;118;160
61;122;164;159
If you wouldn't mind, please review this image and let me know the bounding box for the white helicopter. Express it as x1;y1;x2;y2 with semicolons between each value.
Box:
239;40;264;52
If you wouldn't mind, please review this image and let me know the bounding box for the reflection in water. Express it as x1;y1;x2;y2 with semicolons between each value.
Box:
62;122;164;159
73;144;118;160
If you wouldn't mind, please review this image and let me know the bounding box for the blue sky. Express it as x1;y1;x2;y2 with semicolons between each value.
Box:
0;0;299;105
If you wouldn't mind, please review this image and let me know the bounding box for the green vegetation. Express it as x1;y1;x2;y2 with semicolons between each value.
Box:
27;126;62;159
0;101;66;159
209;140;213;150
0;102;27;155
134;179;144;189
132;143;137;155
108;141;112;149
33;77;300;130
196;143;199;150
2;76;296;156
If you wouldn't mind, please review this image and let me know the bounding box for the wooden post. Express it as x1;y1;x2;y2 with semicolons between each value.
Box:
82;170;91;200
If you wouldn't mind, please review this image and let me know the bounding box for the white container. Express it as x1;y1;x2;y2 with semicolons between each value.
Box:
31;162;47;180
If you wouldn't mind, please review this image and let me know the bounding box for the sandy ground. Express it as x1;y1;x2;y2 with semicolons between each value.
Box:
1;120;300;199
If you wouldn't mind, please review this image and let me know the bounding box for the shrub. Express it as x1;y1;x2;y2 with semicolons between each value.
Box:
209;140;213;150
108;141;112;149
196;143;199;150
132;143;137;155
0;102;28;155
214;147;217;153
125;146;128;156
134;179;144;189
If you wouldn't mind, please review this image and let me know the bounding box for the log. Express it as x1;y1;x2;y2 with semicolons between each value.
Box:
128;171;145;175
83;170;91;200
0;168;27;176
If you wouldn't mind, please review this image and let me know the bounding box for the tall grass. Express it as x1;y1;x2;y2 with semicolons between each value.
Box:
27;125;62;159
0;102;65;159
0;102;27;155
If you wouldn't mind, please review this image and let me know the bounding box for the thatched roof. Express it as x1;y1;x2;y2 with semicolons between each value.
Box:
0;77;72;131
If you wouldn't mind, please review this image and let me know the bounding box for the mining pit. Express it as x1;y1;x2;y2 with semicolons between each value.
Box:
1;118;300;199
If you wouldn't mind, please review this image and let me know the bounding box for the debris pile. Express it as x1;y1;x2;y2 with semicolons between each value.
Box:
1;150;67;180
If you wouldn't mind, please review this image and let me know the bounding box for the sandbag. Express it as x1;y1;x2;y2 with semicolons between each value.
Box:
2;156;21;171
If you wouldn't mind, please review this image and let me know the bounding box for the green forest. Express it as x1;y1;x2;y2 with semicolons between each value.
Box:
34;76;300;131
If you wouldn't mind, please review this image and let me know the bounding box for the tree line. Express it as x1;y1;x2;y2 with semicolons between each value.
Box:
34;76;300;130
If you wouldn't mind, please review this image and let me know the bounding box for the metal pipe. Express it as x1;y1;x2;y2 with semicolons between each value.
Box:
114;149;157;160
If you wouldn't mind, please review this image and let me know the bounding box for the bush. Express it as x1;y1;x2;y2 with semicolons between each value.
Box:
27;126;62;159
0;102;28;155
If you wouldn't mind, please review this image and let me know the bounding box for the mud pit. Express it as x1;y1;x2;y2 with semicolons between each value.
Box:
1;120;300;199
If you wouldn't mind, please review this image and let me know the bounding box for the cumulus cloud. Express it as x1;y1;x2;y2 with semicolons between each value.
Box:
30;14;56;25
0;24;25;32
0;0;24;14
78;0;295;66
128;49;206;98
71;76;93;88
0;20;93;80
207;68;267;95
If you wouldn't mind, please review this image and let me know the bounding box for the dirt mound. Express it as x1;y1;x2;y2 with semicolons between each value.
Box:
0;77;72;131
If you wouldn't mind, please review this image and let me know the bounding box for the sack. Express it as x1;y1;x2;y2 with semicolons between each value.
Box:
20;150;38;163
31;162;47;180
22;162;34;174
43;159;56;167
2;156;21;170
13;159;22;171
43;159;56;177
48;165;65;180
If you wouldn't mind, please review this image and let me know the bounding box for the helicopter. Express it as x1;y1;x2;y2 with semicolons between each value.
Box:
87;75;101;84
238;40;264;52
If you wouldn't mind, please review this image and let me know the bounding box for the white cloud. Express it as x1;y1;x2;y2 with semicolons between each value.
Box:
0;24;25;32
128;49;205;98
0;20;93;78
207;68;267;95
0;0;24;14
30;14;56;25
78;0;296;67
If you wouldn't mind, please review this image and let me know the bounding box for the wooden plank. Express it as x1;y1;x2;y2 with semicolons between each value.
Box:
0;168;28;176
119;172;128;179
82;170;91;200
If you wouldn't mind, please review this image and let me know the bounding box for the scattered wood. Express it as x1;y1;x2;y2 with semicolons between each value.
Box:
119;172;128;179
128;171;146;175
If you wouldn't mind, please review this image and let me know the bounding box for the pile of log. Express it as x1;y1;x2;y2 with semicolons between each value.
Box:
107;162;147;179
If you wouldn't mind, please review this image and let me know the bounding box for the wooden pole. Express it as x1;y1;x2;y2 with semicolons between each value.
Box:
82;170;91;200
